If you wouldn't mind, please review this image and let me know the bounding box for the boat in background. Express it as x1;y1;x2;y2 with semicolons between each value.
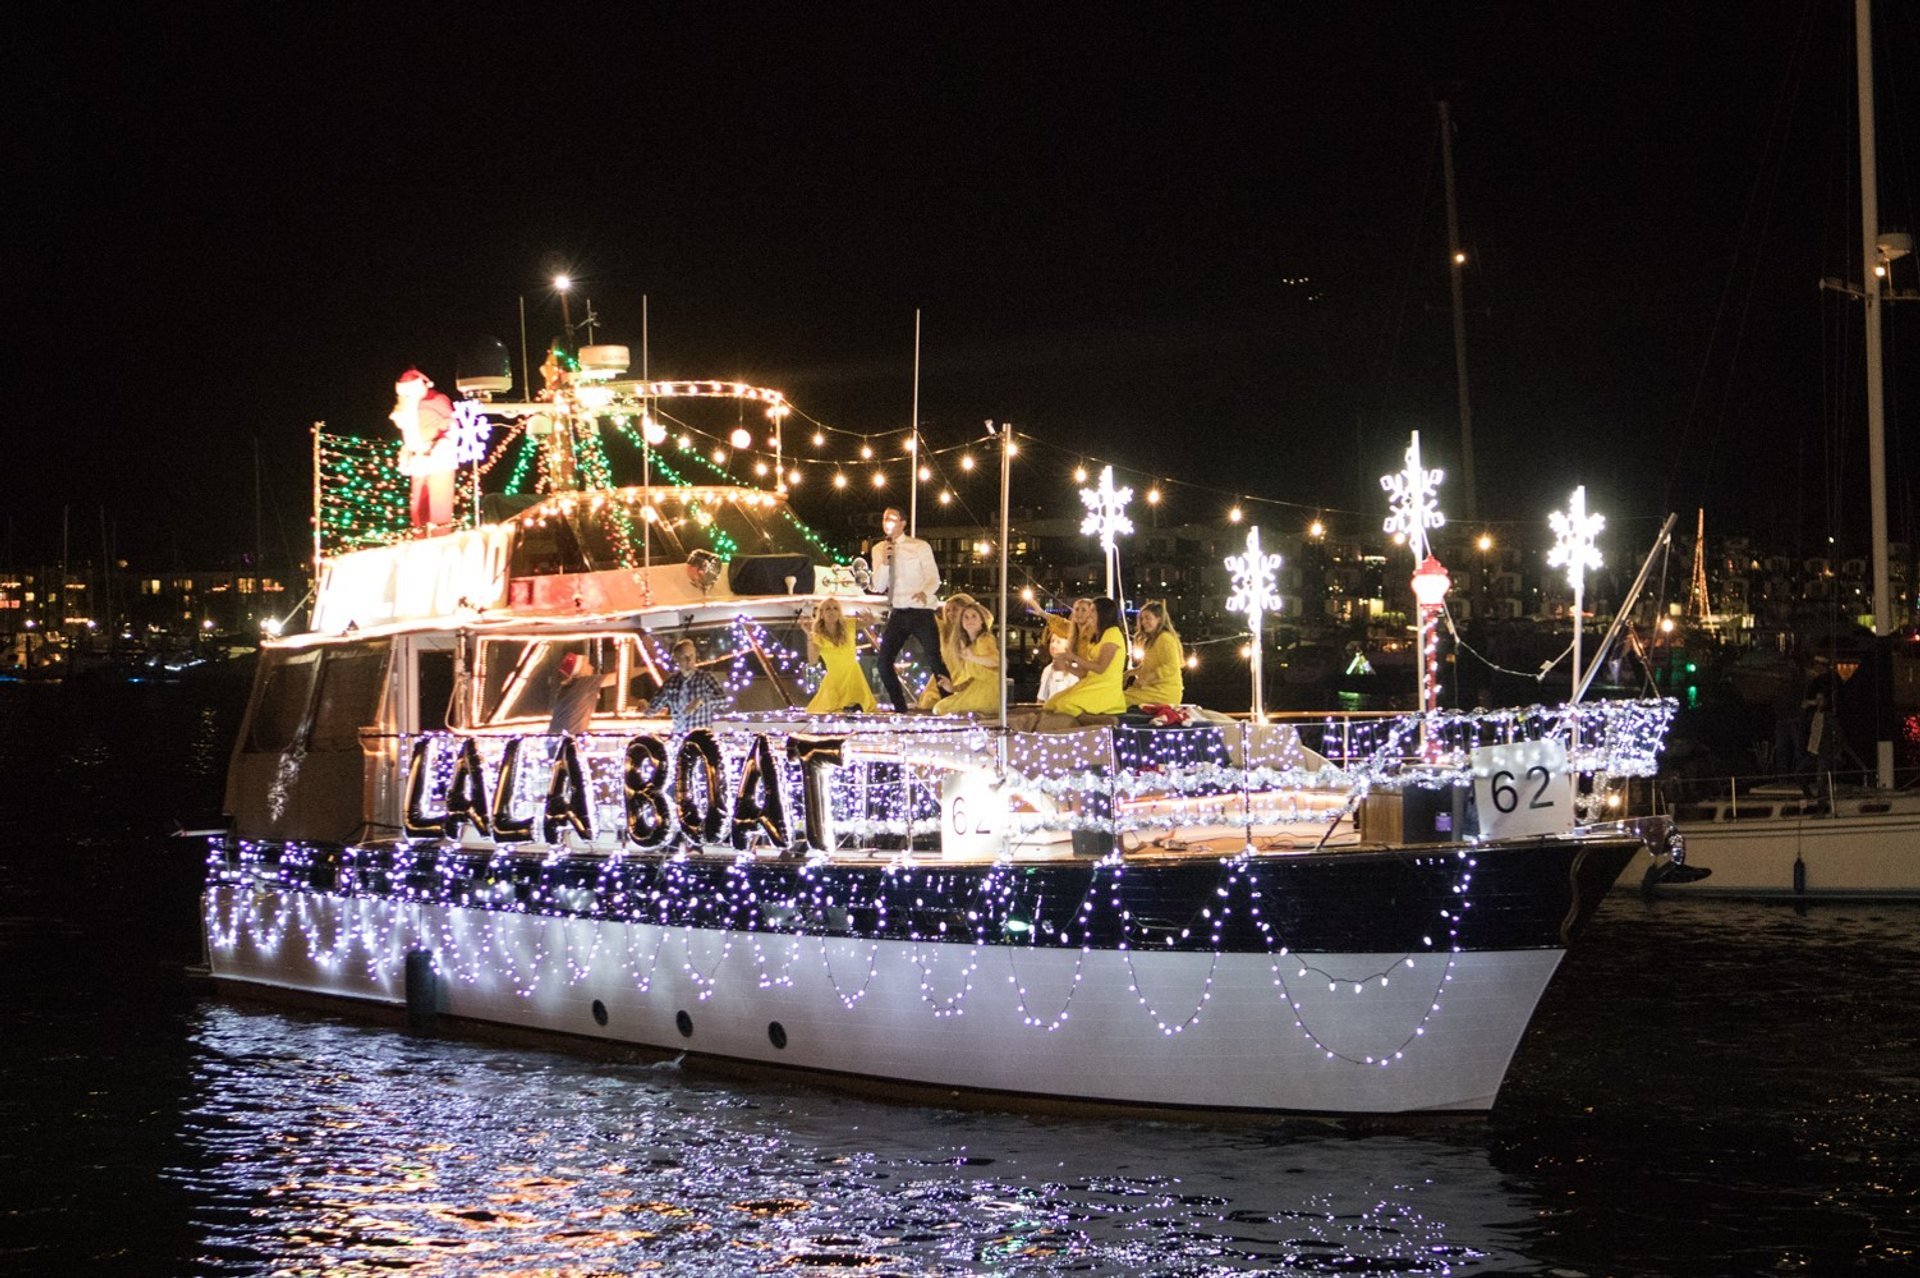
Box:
1648;0;1919;900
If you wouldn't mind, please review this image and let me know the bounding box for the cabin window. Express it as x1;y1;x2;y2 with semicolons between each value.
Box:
417;648;457;732
311;641;392;750
508;519;591;577
630;623;809;713
246;650;321;752
477;635;631;726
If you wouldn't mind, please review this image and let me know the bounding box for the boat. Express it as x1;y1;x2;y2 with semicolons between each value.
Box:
1645;0;1919;900
1647;781;1920;899
199;355;1678;1117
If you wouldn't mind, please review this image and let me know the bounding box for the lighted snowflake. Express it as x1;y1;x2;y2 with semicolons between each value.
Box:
452;402;493;465
1224;525;1282;621
1547;484;1605;589
1380;430;1445;559
1078;465;1134;552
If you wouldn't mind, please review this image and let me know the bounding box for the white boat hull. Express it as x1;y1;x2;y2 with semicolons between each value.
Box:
1658;806;1920;899
203;884;1564;1114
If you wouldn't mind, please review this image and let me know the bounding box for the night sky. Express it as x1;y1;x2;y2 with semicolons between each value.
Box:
15;1;1918;568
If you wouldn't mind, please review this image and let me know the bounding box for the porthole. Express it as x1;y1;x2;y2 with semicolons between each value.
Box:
675;1010;694;1038
591;999;609;1026
768;1021;788;1050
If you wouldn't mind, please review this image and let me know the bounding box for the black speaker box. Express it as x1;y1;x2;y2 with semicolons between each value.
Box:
728;554;815;596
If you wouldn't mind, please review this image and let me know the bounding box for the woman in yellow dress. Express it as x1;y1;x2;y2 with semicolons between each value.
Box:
803;598;876;713
915;593;980;710
932;602;1001;715
1124;599;1185;707
1041;596;1126;717
1028;596;1094;702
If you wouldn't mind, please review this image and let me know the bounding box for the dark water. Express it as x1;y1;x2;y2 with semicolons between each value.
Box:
2;682;1916;1275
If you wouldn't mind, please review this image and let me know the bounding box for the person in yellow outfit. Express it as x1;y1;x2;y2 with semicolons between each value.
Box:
915;593;981;710
932;603;1001;715
1124;599;1185;708
1029;596;1094;702
1041;597;1126;717
802;598;876;713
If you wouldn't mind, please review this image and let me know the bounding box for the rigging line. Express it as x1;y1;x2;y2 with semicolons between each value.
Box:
1438;601;1572;681
1011;433;1369;517
1662;0;1820;515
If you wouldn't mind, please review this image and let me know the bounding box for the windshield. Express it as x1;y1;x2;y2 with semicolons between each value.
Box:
471;617;817;727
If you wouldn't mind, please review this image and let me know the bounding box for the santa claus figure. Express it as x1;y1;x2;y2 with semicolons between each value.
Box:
390;368;456;530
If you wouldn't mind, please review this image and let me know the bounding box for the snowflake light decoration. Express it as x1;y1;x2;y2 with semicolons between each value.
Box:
1547;484;1604;589
1224;524;1282;724
451;401;494;466
1078;465;1134;552
1224;525;1282;622
1380;430;1445;560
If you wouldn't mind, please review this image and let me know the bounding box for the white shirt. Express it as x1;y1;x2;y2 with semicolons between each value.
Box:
870;534;940;609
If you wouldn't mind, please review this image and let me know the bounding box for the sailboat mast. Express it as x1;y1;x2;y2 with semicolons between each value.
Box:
1439;99;1478;522
1855;0;1895;789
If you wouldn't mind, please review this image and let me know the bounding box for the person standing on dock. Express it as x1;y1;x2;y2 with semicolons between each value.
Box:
868;506;948;712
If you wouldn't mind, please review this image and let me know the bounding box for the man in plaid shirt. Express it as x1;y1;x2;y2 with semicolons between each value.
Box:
641;638;729;732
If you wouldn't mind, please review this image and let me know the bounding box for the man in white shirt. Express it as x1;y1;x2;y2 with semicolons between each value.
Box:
868;506;948;711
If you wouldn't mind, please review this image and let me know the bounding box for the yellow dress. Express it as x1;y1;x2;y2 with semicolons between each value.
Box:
1125;630;1185;707
934;633;1001;715
806;627;876;713
1043;626;1127;717
1041;612;1094;660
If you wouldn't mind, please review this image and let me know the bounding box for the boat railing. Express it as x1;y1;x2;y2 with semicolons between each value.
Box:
375;698;1674;856
1650;762;1920;821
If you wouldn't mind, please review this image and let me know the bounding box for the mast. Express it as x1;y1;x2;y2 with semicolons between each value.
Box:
995;421;1011;726
1855;0;1895;789
908;310;921;537
1688;508;1710;622
641;294;651;604
311;422;324;617
1439;99;1478;522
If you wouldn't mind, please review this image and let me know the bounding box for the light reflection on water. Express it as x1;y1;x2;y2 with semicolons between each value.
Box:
174;1006;1524;1275
7;685;1920;1273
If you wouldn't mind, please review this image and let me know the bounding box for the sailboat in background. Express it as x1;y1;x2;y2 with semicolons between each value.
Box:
1650;0;1920;899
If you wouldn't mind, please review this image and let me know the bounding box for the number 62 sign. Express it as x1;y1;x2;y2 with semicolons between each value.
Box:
1470;739;1574;840
940;771;1008;860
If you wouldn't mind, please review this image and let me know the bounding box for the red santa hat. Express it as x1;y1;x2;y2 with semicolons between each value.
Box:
396;367;433;388
558;653;590;679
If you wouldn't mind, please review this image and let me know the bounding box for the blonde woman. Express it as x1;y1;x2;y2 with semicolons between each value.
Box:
916;592;981;710
1125;600;1185;707
1030;596;1095;702
803;598;876;713
932;602;1001;715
